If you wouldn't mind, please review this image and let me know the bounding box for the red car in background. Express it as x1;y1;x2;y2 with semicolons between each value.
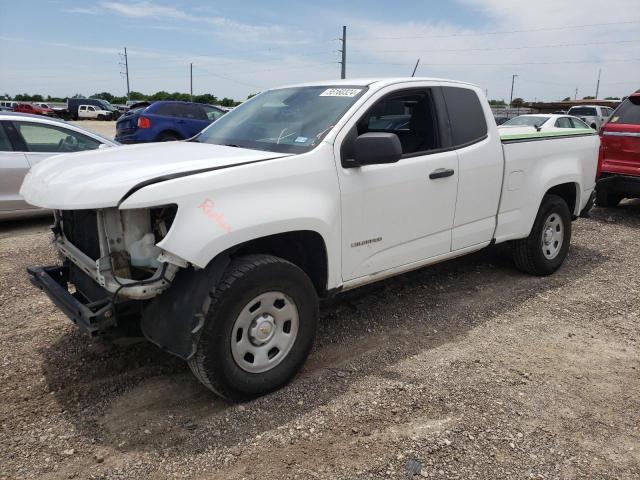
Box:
596;91;640;207
13;103;55;117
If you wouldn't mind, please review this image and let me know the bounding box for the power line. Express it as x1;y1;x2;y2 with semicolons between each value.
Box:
350;38;640;54
349;57;640;67
349;20;640;41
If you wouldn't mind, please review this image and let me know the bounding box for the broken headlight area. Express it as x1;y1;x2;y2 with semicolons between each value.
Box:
52;205;182;300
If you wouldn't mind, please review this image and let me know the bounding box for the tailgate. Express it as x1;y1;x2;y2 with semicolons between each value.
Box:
601;124;640;175
116;116;138;134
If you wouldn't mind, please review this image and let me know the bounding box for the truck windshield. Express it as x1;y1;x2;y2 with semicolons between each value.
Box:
98;100;116;111
194;86;368;153
503;116;549;127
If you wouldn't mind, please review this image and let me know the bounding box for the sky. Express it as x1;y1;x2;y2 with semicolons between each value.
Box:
0;0;639;102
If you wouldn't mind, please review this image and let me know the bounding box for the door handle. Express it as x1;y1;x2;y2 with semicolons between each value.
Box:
429;168;455;179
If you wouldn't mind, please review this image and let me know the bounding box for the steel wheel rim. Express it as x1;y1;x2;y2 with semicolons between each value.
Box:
541;213;564;260
230;291;299;373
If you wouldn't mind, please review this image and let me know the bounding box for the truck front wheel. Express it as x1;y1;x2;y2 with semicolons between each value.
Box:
512;194;572;276
188;254;318;400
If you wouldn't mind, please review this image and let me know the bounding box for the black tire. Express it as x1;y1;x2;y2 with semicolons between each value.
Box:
97;114;105;121
595;188;623;208
512;194;572;276
157;131;180;142
188;254;318;400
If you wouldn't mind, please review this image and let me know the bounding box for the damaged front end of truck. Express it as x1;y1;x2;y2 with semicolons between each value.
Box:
27;205;225;359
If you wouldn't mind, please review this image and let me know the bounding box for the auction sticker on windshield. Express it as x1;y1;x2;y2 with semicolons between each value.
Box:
320;88;362;97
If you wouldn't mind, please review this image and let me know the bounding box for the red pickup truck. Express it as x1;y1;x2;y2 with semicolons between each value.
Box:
596;91;640;207
13;103;55;117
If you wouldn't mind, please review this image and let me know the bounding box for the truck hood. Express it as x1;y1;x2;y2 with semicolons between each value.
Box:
20;141;290;209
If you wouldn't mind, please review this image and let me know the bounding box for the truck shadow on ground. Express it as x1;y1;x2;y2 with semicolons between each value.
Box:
40;241;606;457
589;199;640;227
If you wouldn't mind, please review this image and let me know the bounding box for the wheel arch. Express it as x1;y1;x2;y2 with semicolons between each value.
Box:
214;230;329;297
156;129;183;141
545;181;579;217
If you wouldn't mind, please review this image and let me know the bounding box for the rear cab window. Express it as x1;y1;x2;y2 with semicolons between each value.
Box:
441;86;488;147
568;107;597;117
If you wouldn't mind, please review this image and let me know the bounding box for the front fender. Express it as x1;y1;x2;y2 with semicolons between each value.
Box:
119;145;343;287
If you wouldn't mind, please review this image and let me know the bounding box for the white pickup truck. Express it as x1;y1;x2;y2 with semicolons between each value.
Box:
21;78;598;400
77;104;112;120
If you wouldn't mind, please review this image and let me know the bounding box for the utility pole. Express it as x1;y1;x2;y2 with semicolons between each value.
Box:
574;87;578;100
339;25;347;79
595;68;601;99
509;74;518;109
190;63;193;102
411;58;420;77
124;48;130;100
119;48;130;100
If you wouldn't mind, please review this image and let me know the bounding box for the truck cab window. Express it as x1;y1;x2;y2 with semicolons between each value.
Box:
442;87;487;147
357;90;439;155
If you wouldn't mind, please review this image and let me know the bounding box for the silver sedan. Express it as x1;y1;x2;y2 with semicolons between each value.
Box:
0;113;118;220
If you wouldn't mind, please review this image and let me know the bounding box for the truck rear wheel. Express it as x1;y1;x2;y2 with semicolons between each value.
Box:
188;254;318;400
512;194;572;276
595;188;623;208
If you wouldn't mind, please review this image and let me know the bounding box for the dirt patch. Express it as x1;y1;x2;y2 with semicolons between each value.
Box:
0;204;639;479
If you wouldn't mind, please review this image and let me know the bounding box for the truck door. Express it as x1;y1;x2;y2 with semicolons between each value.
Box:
440;86;504;250
335;86;459;281
0;122;31;212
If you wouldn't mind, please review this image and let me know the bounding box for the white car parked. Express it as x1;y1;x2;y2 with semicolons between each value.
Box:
21;77;599;400
78;104;113;120
0;112;117;219
499;114;593;135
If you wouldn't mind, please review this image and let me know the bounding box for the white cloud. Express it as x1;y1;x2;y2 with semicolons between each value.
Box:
97;1;283;41
342;0;640;101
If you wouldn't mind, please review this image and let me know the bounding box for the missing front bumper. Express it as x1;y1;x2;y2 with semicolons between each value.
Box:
27;265;117;335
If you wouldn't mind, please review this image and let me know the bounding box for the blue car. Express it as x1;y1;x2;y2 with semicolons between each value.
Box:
115;101;226;143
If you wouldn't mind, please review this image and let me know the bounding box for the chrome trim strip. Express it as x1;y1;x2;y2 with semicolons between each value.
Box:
602;131;640;137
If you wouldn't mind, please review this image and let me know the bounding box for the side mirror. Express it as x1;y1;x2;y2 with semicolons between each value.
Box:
353;132;402;166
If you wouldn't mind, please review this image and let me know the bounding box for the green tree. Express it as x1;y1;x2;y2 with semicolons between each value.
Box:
194;93;218;104
604;96;620;100
219;97;238;107
91;92;115;102
488;99;506;106
582;96;595;100
128;91;146;101
561;97;571;101
511;97;525;107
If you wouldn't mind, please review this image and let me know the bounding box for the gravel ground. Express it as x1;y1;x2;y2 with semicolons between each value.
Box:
71;121;116;140
0;204;639;479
